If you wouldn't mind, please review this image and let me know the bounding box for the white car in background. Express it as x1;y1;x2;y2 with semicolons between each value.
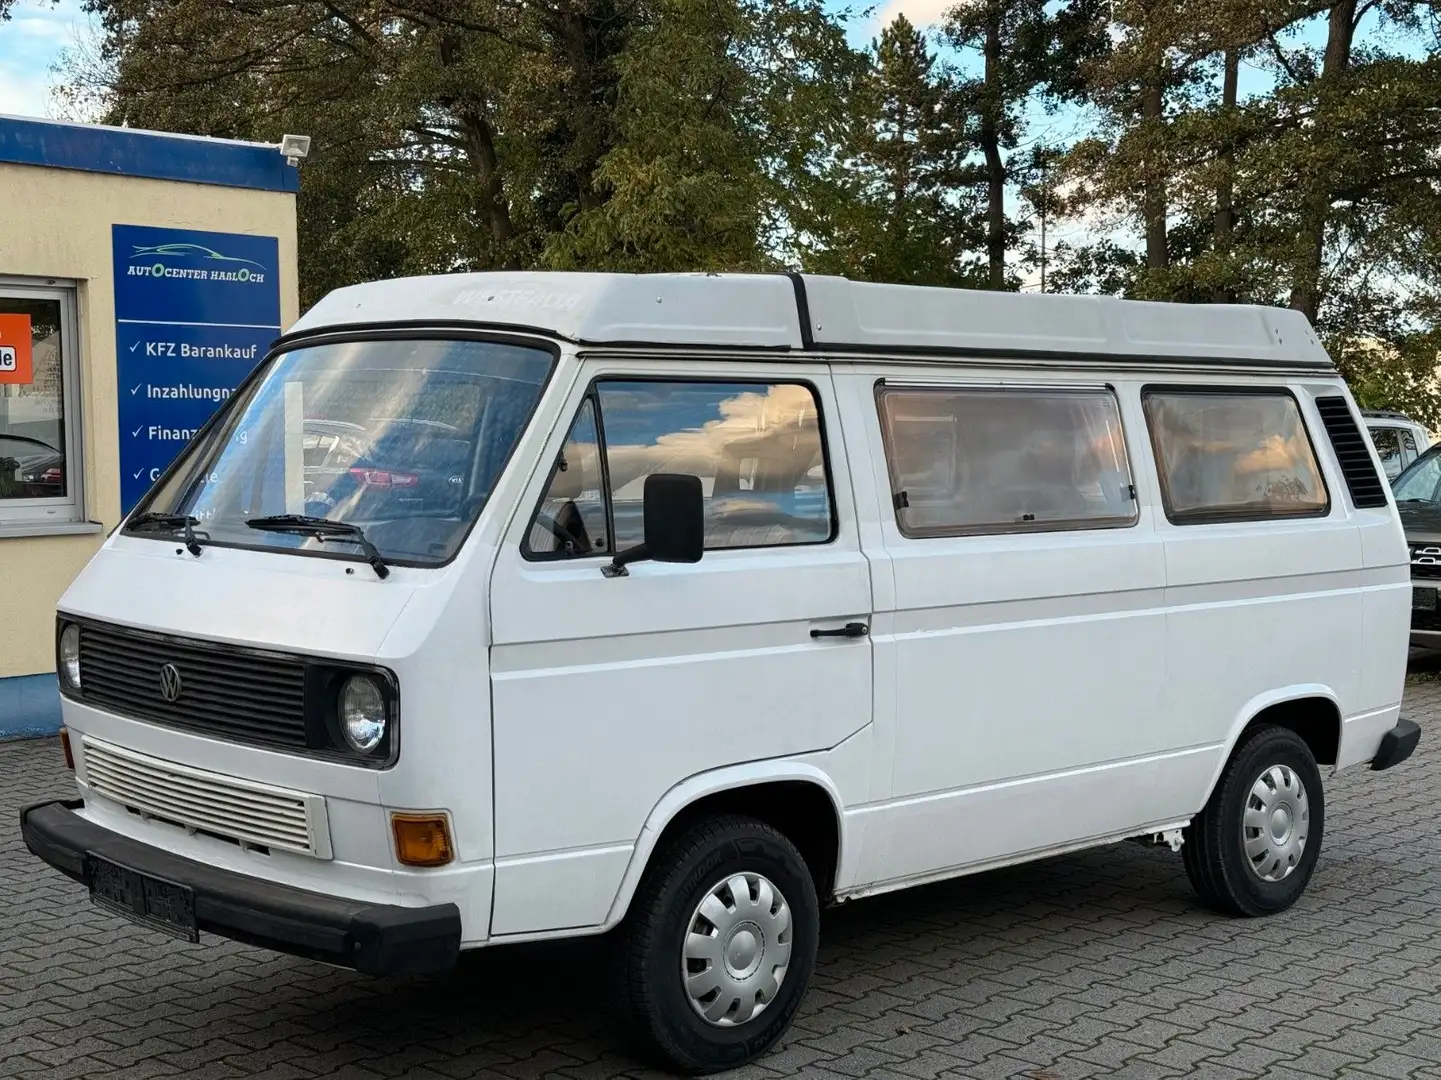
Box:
1365;411;1433;480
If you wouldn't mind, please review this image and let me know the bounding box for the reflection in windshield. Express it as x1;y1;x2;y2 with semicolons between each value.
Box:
128;338;553;565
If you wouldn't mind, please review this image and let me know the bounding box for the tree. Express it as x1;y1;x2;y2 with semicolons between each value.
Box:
802;15;983;285
944;0;1108;290
69;0;864;305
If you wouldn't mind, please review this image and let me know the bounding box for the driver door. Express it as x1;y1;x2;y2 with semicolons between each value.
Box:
486;359;875;937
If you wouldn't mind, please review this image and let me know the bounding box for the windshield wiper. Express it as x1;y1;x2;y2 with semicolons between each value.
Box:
127;512;206;558
245;514;391;579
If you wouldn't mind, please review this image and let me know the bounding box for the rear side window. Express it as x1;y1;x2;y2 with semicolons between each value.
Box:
1369;425;1409;480
876;385;1138;537
1143;389;1328;523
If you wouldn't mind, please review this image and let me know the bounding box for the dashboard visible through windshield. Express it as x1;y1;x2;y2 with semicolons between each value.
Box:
125;335;556;566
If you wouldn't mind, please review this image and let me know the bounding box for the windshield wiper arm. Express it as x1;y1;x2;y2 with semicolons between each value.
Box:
128;512;206;558
245;514;391;579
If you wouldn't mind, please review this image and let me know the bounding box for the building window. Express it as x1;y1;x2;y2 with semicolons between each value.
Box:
0;282;83;529
1143;388;1328;523
876;385;1138;537
525;379;836;558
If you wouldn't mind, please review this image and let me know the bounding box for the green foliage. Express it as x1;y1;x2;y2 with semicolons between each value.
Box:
800;15;985;285
58;1;1441;420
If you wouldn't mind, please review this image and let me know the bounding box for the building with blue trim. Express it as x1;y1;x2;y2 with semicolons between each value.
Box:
0;115;300;739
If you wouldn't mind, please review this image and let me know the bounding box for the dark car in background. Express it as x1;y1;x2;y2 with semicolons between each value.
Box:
1392;444;1441;649
301;417;471;520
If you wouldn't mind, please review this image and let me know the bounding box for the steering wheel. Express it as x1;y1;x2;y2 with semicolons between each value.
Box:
534;512;586;551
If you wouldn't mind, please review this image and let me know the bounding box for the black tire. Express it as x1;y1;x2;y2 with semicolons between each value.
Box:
1183;724;1325;917
613;815;819;1075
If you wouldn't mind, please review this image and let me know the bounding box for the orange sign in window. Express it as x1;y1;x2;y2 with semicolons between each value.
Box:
0;314;33;385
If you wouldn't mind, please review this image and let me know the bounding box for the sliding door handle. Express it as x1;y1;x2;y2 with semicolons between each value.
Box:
810;622;869;639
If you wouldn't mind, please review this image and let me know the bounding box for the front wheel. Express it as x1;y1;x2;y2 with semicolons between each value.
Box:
613;815;819;1074
1183;724;1326;916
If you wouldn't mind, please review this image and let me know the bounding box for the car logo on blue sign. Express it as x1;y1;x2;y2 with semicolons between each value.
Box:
129;243;268;271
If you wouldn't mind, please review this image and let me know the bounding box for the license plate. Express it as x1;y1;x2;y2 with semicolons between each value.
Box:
85;854;198;942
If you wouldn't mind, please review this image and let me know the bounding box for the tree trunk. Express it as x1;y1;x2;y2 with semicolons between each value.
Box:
438;36;517;267
1213;47;1239;303
459;111;519;268
981;13;1006;290
1142;70;1168;272
1289;1;1356;323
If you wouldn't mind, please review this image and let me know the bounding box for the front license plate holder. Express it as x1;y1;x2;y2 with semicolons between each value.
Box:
85;853;199;943
1415;587;1437;611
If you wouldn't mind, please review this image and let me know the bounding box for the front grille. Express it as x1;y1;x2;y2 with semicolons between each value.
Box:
77;622;307;751
81;736;331;858
1413;544;1441;579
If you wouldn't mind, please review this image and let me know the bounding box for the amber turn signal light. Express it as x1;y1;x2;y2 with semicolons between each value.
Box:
59;727;74;771
391;813;453;868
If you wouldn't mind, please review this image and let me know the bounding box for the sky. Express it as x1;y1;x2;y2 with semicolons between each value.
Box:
0;0;83;118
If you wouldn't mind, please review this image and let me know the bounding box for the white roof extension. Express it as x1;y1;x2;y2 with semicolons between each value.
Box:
291;271;1332;368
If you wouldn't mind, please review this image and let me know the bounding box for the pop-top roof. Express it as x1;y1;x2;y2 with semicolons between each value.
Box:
289;271;1333;368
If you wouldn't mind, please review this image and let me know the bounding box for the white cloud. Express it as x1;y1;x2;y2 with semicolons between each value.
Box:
0;62;51;118
0;0;88;118
872;0;957;30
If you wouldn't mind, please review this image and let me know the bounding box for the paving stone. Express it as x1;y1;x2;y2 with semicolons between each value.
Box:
5;676;1441;1078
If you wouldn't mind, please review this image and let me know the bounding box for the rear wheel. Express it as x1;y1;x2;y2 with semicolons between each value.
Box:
613;815;819;1074
1184;724;1325;916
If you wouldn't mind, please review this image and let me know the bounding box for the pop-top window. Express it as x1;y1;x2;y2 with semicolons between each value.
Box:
876;385;1137;536
128;337;554;565
1144;389;1328;522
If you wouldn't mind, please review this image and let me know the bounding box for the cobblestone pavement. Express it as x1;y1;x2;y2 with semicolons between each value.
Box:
5;685;1441;1080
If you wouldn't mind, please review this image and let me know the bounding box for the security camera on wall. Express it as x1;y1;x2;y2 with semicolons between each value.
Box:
279;134;311;167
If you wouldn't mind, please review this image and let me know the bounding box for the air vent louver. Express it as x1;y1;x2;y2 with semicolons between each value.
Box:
1314;396;1388;509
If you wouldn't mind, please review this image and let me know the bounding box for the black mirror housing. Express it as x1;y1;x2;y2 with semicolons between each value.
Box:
643;473;704;563
603;473;704;576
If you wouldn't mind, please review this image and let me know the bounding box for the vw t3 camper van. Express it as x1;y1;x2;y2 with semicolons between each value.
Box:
22;273;1420;1073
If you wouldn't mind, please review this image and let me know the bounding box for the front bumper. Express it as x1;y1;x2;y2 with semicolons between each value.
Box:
20;799;461;975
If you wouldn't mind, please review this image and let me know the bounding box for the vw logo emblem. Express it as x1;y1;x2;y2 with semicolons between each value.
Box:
158;663;183;703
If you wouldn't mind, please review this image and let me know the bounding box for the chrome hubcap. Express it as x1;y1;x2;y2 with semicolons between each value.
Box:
1243;764;1310;882
683;872;792;1027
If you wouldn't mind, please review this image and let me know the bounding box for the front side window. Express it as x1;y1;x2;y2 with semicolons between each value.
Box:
526;379;835;557
876;385;1138;537
1144;389;1328;522
129;337;555;564
0;285;82;528
525;397;608;557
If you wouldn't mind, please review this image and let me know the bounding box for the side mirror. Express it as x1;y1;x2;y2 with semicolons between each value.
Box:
603;473;704;577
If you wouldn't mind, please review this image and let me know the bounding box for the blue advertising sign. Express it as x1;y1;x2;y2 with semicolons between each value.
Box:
113;224;281;512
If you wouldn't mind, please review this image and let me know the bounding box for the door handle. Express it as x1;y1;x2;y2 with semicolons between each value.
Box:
810;622;869;639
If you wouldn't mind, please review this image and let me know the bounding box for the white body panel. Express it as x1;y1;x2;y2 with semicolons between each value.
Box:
50;272;1411;952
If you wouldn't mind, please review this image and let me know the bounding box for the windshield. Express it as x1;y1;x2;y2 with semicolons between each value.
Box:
1396;446;1441;504
127;336;555;565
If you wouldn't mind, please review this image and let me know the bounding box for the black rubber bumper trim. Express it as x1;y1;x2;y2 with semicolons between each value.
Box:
1371;718;1421;772
19;799;461;975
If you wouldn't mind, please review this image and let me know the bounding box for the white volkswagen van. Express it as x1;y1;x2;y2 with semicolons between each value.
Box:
22;273;1420;1073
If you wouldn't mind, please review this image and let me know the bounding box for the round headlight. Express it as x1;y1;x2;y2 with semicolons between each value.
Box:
59;624;81;691
339;675;387;753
